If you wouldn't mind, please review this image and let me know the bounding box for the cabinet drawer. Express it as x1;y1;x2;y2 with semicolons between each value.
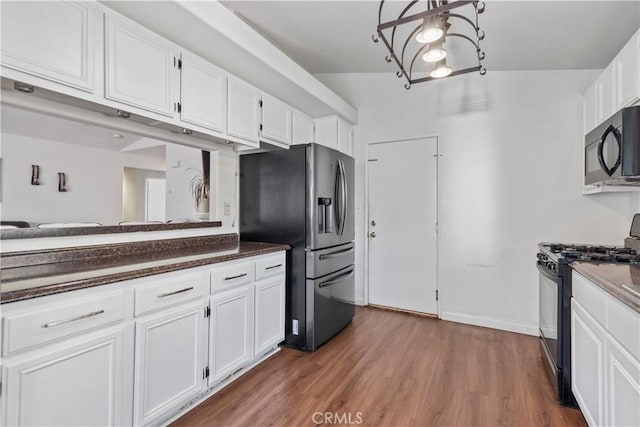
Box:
134;271;207;316
572;271;607;325
211;261;253;294
255;253;286;281
3;291;125;356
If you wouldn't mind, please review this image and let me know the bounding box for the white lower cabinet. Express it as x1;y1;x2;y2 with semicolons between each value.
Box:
606;334;640;427
0;250;286;426
133;300;208;426
209;285;254;384
572;299;606;427
571;272;640;427
2;325;127;426
254;277;285;357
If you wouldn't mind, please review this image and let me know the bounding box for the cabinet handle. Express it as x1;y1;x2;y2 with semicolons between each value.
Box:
158;286;194;298
224;273;248;281
265;264;283;270
42;310;105;328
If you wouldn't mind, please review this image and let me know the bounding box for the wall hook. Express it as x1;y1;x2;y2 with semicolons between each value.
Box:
58;172;67;192
31;165;40;185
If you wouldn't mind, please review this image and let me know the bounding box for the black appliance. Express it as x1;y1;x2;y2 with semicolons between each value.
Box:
537;243;640;407
240;143;355;351
585;105;640;186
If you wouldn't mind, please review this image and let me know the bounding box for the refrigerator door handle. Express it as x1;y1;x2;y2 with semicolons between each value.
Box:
339;159;347;235
319;268;355;288
334;161;342;236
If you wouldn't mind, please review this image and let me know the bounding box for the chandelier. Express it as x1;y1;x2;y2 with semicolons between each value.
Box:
372;0;486;89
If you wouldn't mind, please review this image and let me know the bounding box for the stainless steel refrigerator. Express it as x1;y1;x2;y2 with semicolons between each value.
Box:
240;143;355;351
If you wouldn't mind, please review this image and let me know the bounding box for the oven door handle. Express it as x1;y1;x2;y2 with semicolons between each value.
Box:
536;261;560;283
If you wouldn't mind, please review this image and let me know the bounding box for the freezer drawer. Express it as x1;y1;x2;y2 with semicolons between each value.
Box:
306;265;355;350
306;243;354;279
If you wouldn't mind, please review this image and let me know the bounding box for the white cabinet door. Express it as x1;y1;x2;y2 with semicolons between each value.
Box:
261;94;292;145
292;110;314;144
598;63;617;123
314;116;338;149
606;333;640;427
227;77;261;145
616;32;639;109
133;300;207;426
584;82;599;135
254;277;285;357
338;118;353;156
105;14;177;117
180;52;226;133
572;299;607;427
209;285;254;384
2;326;126;427
0;1;98;92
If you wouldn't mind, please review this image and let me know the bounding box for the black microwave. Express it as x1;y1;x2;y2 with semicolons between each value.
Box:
585;106;640;186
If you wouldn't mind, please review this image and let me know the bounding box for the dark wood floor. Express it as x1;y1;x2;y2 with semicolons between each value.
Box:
173;307;586;427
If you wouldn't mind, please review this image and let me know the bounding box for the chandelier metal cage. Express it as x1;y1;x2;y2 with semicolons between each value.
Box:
372;0;486;89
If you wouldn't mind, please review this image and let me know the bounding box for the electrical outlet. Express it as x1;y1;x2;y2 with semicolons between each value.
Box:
224;202;231;215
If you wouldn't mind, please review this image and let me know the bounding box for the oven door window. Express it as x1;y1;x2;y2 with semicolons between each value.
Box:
539;272;559;365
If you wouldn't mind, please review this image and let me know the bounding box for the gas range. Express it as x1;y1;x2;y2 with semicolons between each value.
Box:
536;241;640;408
539;243;640;264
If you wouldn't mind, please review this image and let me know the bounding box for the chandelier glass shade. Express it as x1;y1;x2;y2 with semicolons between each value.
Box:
373;0;486;89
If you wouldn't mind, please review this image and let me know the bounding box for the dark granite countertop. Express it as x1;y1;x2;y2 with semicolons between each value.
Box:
0;234;289;304
571;262;640;314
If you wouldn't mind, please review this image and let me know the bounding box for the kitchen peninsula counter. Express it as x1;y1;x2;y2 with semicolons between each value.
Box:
1;233;289;303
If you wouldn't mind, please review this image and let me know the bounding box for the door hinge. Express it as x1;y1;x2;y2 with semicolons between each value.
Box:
203;366;210;379
177;102;182;113
177;58;182;70
259;123;263;132
436;290;439;301
435;222;438;234
204;305;211;318
258;99;263;108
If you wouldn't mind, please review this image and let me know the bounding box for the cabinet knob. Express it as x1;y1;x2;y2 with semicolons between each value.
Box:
369;232;377;238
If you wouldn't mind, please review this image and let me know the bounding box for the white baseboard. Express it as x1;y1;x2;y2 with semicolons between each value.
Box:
440;311;538;336
354;297;365;306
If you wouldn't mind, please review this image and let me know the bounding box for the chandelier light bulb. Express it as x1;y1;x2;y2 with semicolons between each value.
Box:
430;59;452;78
422;40;447;63
416;17;444;44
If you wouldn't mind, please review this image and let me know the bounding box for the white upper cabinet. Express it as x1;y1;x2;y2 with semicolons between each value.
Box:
227;76;261;146
180;51;227;134
105;14;178;117
338;118;354;157
616;32;640;110
292;110;314;144
0;1;99;93
261;94;292;145
314;116;339;150
584;82;599;135
314;115;354;155
598;62;617;123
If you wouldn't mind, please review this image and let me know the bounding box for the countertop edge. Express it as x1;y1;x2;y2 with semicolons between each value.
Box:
1;243;290;304
571;262;640;314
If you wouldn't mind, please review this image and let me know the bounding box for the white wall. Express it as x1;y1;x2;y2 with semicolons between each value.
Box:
316;70;639;335
1;134;164;226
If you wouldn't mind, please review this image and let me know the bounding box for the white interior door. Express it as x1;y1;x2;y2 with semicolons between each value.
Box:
367;138;438;315
145;178;166;222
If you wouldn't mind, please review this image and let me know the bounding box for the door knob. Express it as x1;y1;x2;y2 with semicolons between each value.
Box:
369;232;377;238
371;220;376;226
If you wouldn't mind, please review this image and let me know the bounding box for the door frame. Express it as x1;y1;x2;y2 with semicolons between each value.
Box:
364;134;442;317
